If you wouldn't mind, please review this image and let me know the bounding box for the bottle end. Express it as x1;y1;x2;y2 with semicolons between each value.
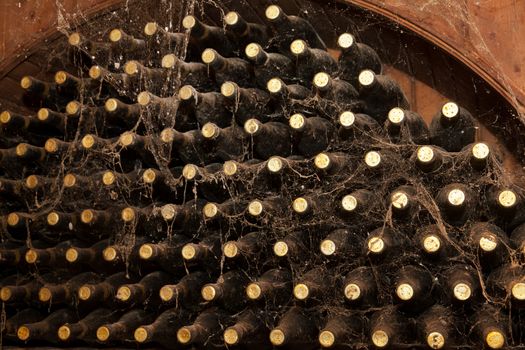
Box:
37;108;49;121
58;325;71;341
54;71;67;85
116;286;131;301
289;113;306;130
319;330;336;348
391;191;409;209
367;237;385;254
96;326;111;342
441;102;459;119
15;143;28;157
498;190;517;208
182;15;196;30
511;282;525;300
245;43;261;59
80;209;94;224
7;212;20;227
344;283;361;301
103;246;118;262
179;85;195;101
109;29;122;42
220;81;237;97
387;107;405;124
223;242;239;258
265;5;281;21
0;111;11;124
160;128;175;143
201;48;217;64
161;54;176;68
124;61;139;75
485;330;505;349
102;171;116;186
17;326;31;341
66;101;80;115
25;249;38;264
314;153;331;170
341;195;358;212
447;189;465;206
479;234;498;252
290;39;306;55
119;132;135;147
472;142;490;160
159;285;176;302
177;327;192;344
248;200;263;217
25;175;39;189
396;283;414;301
417;146;435;163
224;11;239;26
78;286;92;301
358;70;375;87
224;328;239;345
244;118;261;135
267;156;284;173
337;32;355;49
292;197;309;214
293;283;309;300
137;91;152;106
134;327;149;343
371;330;389;348
65;248;79;263
121;207;136;223
223;161;238;176
88;65;102;80
161;204;177;220
201;122;219;139
246;283;262;300
81;135;95;149
139;244;154;260
422;235;441;253
144;22;158;36
181;244;197;261
38;287;52;302
20;76;32;89
320;239;336;256
105;98;118;112
273;241;289;257
313;72;330;89
68;32;81;46
201;285;217;301
453;282;472;301
182;164;198;180
427;332;445;349
203;203;219;219
364;151;381;168
0;287;12;301
44;138;59;153
142;169;157;184
269;329;285;346
339;111;355;127
267;78;283;94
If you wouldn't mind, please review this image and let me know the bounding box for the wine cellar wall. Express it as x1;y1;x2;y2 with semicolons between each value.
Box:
0;0;524;349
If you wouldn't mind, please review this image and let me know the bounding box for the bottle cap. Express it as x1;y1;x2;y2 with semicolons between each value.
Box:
38;287;52;301
314;153;331;170
396;283;414;300
68;32;81;46
102;171;116;186
80;209;94;224
511;282;525;300
223;242;239;258
267;78;283;94
248;200;263;216
485;330;505;349
201;123;219;139
25;175;39;189
289;113;306;130
337;33;355;49
344;283;361;300
182;164;198;180
7;213;20;226
292;197;309;213
388;107;405;124
417;146;435;163
293;283;309;300
181;244;196;260
0;111;11;124
319;330;336;347
223;161;238;176
339;111;355;127
137;91;152;105
109;29;122;42
78;285;92;300
245;43;261;59
25;249;38;264
367;237;384;253
273;241;289;257
267;156;283;173
313;72;330;89
81;134;95;149
105;98;119;112
201;48;217;64
290;39;307;55
220;81;237;97
15;143;28;157
320;239;336;256
177;327;192;344
479;234;498;252
20;76;32;89
498;190;517;208
134;327;149;343
121;207;136;223
224;327;240;345
116;286;131;301
472;142;490;160
65;248;79;262
160;128;175;143
269;329;285;345
89;65;102;79
142;169;157;183
54;71;68;84
36;108;50;121
447;189;465;206
159;285;176;301
161;54;177;68
427;331;445;349
182;15;196;29
139;244;154;259
102;246;118;261
244;119;261;134
441;102;459;119
391;191;409;209
161;204;177;220
358;69;375;86
201;285;217;301
63;174;77;187
224;11;239;26
119;131;135;147
17;326;31;341
453;282;472;301
58;325;71;341
265;5;281;21
44;138;59;153
66;101;80;115
341;195;358;212
423;235;441;253
0;287;12;301
371;330;389;348
144;22;158;36
179;85;195;101
203;203;218;218
364;151;381;167
246;283;262;299
96;326;111;341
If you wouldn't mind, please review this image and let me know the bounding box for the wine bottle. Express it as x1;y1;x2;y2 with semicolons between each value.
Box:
20;76;66;109
269;306;318;346
124;61;168;91
17;309;78;342
201;270;249;310
487;264;525;306
418;305;456;350
466;222;511;269
200;122;247;161
312;71;359;107
176;307;229;345
320;229;362;259
443;264;480;304
389;185;420;219
104;97;141;128
289;113;335;157
357;69;410;122
273;231;313;262
159;271;211;306
108;28;146;55
201;48;254;87
511;222;525;257
223;231;267;261
78;271;132;304
88;65;140;96
365;227;406;262
223;309;269;346
337;32;382;84
290;40;337;84
115;270;173;305
220;81;273;124
178;84;231;127
337;111;382;142
245;43;295;86
318;311;364;348
369;306;410;348
243;118;292;158
160;127;214;165
181;236;221;266
24;240;79;267
143;22;189;54
343;266;378;307
264;5;326;51
412;145;451;173
160;53;212;90
293;266;336;302
384;107;429;144
339;189;376;218
138;236;190;272
246;268;292;305
182;15;236;57
414;224;454;261
96;309;155;343
38;272;102;305
363;148;402;175
266;77;312;101
394;265;434;311
429;102;477;152
224;11;270;47
484;186;524;227
460;142;495;171
470;305;507;349
57;308;119;343
67;32;110;66
435;183;475;226
134;308;190;346
3;309;44;340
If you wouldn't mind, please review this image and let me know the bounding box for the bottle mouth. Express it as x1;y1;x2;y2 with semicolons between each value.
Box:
498;190;517;208
161;204;177;220
339;111;355;127
269;328;286;345
441;102;459;119
102;171;116;186
220;81;237;97
134;327;149;343
417;146;435;163
289;113;306;130
223;242;239;258
292;197;309;213
88;65;102;79
68;32;81;46
319;330;336;347
25;175;39;189
246;283;262;300
479;234;498;252
244;119;261;135
273;241;289;257
471;142;490;160
314;153;331;170
65;248;79;262
109;29;123;42
337;33;355;49
511;282;525;300
139;244;154;259
44;139;59;153
344;283;361;301
267;78;283;94
137;91;152;105
290;39;307;55
96;326;111;341
245;43;261;59
66;101;80;115
224;327;240;345
453;282;472;301
203;203;219;218
7;213;20;226
20;76;32;89
54;71;68;84
177;327;193;344
426;331;445;349
161;54;177;68
0;111;11;123
485;330;505;349
422;235;441;253
105;98;119;112
201;123;219;139
371;330;389;348
201;48;217;64
182;164;198;180
364;151;381;168
58;325;72;341
341;195;358;212
201;285;217;301
396;283;414;301
223;161;238;176
265;5;281;21
248;200;264;216
313;72;331;89
387;107;405;124
182;15;196;30
447;189;465;206
391;191;409;209
144;22;158;36
320;239;336;256
293;283;310;300
224;11;239;26
267;157;284;173
358;69;375;87
367;237;384;254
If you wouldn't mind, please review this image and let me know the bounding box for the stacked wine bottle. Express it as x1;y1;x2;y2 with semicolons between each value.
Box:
1;3;524;349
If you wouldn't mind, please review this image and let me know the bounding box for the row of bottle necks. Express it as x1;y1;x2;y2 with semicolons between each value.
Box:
3;301;520;349
0;224;524;305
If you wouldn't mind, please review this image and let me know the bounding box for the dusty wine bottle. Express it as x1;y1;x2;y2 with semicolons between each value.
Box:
320;229;363;259
159;271;211;306
369;306;410;348
312;71;359;106
412;145;451;173
484;186;523;226
24;240;79;267
182;15;236;57
115;270;172;305
443;263;480;304
4;309;44;339
143;22;187;51
293;266;336;302
389;185;420;219
486;264;525;306
57;308;119;343
365;227;406;262
384;107;429;144
17;309;78;343
394;265;434;311
200;122;247;161
289;113;335;157
269;306;318;346
220;81;273;124
181;236;221;266
337;110;382;141
461;142;494;171
201;270;250;310
160;53;213;90
223;231;267;261
96;309;155;343
138;236;190;272
266;77;312;101
264;5;326;51
435;183;475;226
224;11;270;47
418;305;456;350
337;33;382;84
414;224;454;261
67;32;110;66
244;118;292;158
429;102;477;152
134;308;190;346
78;271;132;304
223;309;269;346
471;304;507;349
176;307;229;346
178;84;232;127
246;268;292;304
339;189;377;218
108;28;146;55
38;272;102;305
466;222;511;269
318;311;364;348
343;266;378;307
290;40;337;84
245;43;295;86
273;231;312;261
201;48;254;87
